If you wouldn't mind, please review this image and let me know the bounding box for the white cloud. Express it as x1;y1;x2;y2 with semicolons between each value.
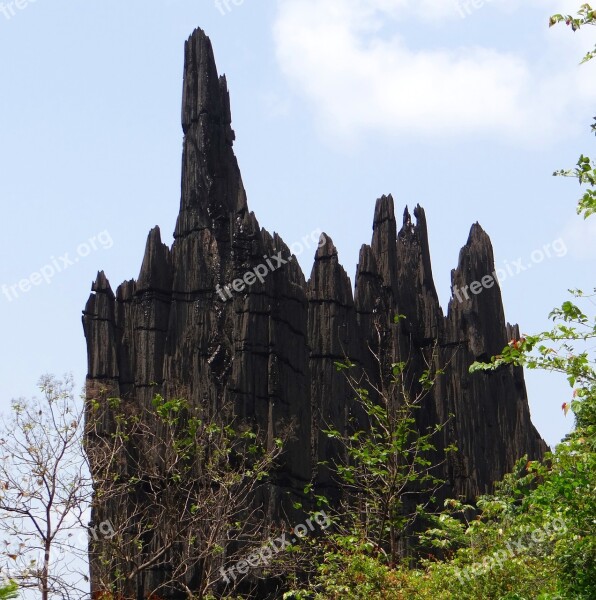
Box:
273;0;596;144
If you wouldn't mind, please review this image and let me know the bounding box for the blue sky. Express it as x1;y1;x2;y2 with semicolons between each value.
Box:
1;0;594;450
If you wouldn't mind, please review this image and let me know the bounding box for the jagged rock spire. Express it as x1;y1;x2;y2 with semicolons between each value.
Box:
83;27;547;599
176;28;247;240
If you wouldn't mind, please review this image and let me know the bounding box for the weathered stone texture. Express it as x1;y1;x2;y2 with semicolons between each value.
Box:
83;27;547;598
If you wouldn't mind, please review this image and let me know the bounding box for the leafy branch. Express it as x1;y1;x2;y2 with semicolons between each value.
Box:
550;3;596;63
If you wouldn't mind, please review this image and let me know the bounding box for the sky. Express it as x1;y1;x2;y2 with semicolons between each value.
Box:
1;0;595;458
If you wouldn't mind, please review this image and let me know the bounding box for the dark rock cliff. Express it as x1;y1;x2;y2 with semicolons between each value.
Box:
83;27;547;598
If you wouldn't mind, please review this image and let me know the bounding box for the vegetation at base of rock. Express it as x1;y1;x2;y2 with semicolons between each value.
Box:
284;378;595;599
86;390;287;599
317;342;453;555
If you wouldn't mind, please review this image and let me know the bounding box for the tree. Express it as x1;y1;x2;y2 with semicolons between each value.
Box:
284;325;456;599
85;389;289;599
322;334;453;565
0;375;92;600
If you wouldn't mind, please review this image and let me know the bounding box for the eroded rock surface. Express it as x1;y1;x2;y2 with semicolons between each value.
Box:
83;27;547;598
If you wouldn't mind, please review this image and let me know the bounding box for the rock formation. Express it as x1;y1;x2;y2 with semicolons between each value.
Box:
83;27;547;598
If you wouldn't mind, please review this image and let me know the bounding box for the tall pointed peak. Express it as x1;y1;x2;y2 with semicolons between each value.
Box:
175;28;246;239
182;29;224;133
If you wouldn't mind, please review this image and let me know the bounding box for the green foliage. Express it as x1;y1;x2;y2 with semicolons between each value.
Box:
414;441;594;598
554;155;596;219
292;421;594;599
550;3;596;63
284;536;418;599
287;337;453;598
323;347;449;565
0;583;18;600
